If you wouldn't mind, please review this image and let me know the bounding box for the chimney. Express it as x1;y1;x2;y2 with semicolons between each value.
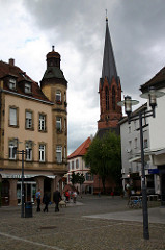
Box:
8;58;15;66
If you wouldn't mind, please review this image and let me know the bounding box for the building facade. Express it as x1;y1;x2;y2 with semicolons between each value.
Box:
120;67;165;199
0;47;67;206
67;137;93;194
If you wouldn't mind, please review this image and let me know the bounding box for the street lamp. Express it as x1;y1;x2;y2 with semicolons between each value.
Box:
118;86;165;240
13;148;26;218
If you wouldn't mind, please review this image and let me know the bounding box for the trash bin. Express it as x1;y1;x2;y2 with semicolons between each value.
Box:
25;202;32;218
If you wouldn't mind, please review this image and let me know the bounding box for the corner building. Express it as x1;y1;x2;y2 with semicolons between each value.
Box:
0;47;67;206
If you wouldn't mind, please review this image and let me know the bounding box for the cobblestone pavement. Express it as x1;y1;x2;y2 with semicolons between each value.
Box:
0;196;165;250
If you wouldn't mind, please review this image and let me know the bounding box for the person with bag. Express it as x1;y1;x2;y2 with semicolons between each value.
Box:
43;192;50;212
53;190;61;212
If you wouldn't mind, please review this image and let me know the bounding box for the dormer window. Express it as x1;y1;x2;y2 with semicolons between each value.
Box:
9;78;16;90
25;82;31;94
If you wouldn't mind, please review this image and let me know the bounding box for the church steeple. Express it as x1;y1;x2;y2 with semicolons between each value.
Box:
101;18;119;87
98;18;121;131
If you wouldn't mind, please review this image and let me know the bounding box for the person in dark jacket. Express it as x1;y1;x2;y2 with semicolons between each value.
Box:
43;192;50;212
53;190;61;212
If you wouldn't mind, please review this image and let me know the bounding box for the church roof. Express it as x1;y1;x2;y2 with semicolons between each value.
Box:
101;19;119;86
67;137;91;159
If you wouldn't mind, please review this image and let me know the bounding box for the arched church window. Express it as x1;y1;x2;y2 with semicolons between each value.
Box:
105;86;109;110
112;86;116;110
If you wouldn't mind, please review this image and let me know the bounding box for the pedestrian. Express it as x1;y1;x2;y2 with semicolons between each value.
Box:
53;190;61;212
43;192;50;212
36;189;41;212
73;190;77;203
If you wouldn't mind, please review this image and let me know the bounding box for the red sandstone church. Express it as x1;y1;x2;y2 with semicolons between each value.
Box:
67;18;122;194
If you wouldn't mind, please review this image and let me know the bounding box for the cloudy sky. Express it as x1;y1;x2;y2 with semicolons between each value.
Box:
1;0;165;154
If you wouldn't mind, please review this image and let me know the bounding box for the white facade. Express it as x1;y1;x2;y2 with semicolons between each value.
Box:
67;156;93;194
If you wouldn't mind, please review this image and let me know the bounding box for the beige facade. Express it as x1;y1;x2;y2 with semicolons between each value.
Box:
0;47;67;206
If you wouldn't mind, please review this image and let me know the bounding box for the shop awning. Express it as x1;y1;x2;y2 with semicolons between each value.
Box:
1;173;56;179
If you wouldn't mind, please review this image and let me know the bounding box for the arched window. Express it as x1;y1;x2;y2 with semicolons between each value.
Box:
105;86;109;110
112;86;116;110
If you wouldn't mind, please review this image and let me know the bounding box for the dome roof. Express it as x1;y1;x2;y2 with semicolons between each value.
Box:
47;46;60;59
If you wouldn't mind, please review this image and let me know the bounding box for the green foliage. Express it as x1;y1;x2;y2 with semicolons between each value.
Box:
71;172;85;186
84;131;121;193
71;172;78;186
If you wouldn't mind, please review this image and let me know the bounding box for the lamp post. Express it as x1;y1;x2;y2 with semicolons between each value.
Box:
13;148;26;218
118;86;165;240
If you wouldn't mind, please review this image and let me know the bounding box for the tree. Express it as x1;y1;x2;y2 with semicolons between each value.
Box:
77;173;85;197
71;172;78;187
84;131;121;194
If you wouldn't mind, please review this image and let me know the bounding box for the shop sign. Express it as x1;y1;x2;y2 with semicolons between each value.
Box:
148;169;159;174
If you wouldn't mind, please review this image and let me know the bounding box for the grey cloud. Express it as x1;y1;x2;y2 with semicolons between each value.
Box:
22;0;165;153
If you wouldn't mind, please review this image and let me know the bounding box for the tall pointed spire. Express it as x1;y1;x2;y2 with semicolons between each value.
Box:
102;18;118;84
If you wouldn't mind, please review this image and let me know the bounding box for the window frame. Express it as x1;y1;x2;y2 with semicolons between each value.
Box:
9;106;19;127
56;90;62;104
9;78;16;91
25;141;32;161
25;110;33;129
39;144;46;162
38;113;46;131
56;117;62;132
56;146;62;163
25;82;32;94
8;140;17;160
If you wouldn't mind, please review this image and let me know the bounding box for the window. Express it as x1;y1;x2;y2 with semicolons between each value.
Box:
64;146;66;159
56;146;62;163
39;114;46;131
9;107;17;126
76;159;79;169
25;83;31;93
85;173;93;181
64;119;66;133
26;141;32;161
9;78;16;90
56;117;62;132
56;91;61;102
26;111;32;129
112;86;116;110
105;86;109;110
144;139;148;149
67;162;70;171
129;126;131;133
134;121;137;130
72;160;74;170
134;138;137;149
9;140;17;159
39;144;45;161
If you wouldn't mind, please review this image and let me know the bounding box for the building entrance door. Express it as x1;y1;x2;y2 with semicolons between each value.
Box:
17;181;36;205
1;180;9;206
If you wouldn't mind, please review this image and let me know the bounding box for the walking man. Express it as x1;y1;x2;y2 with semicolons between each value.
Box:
53;190;61;212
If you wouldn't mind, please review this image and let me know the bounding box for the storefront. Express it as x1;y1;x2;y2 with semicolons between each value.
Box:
1;173;57;206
